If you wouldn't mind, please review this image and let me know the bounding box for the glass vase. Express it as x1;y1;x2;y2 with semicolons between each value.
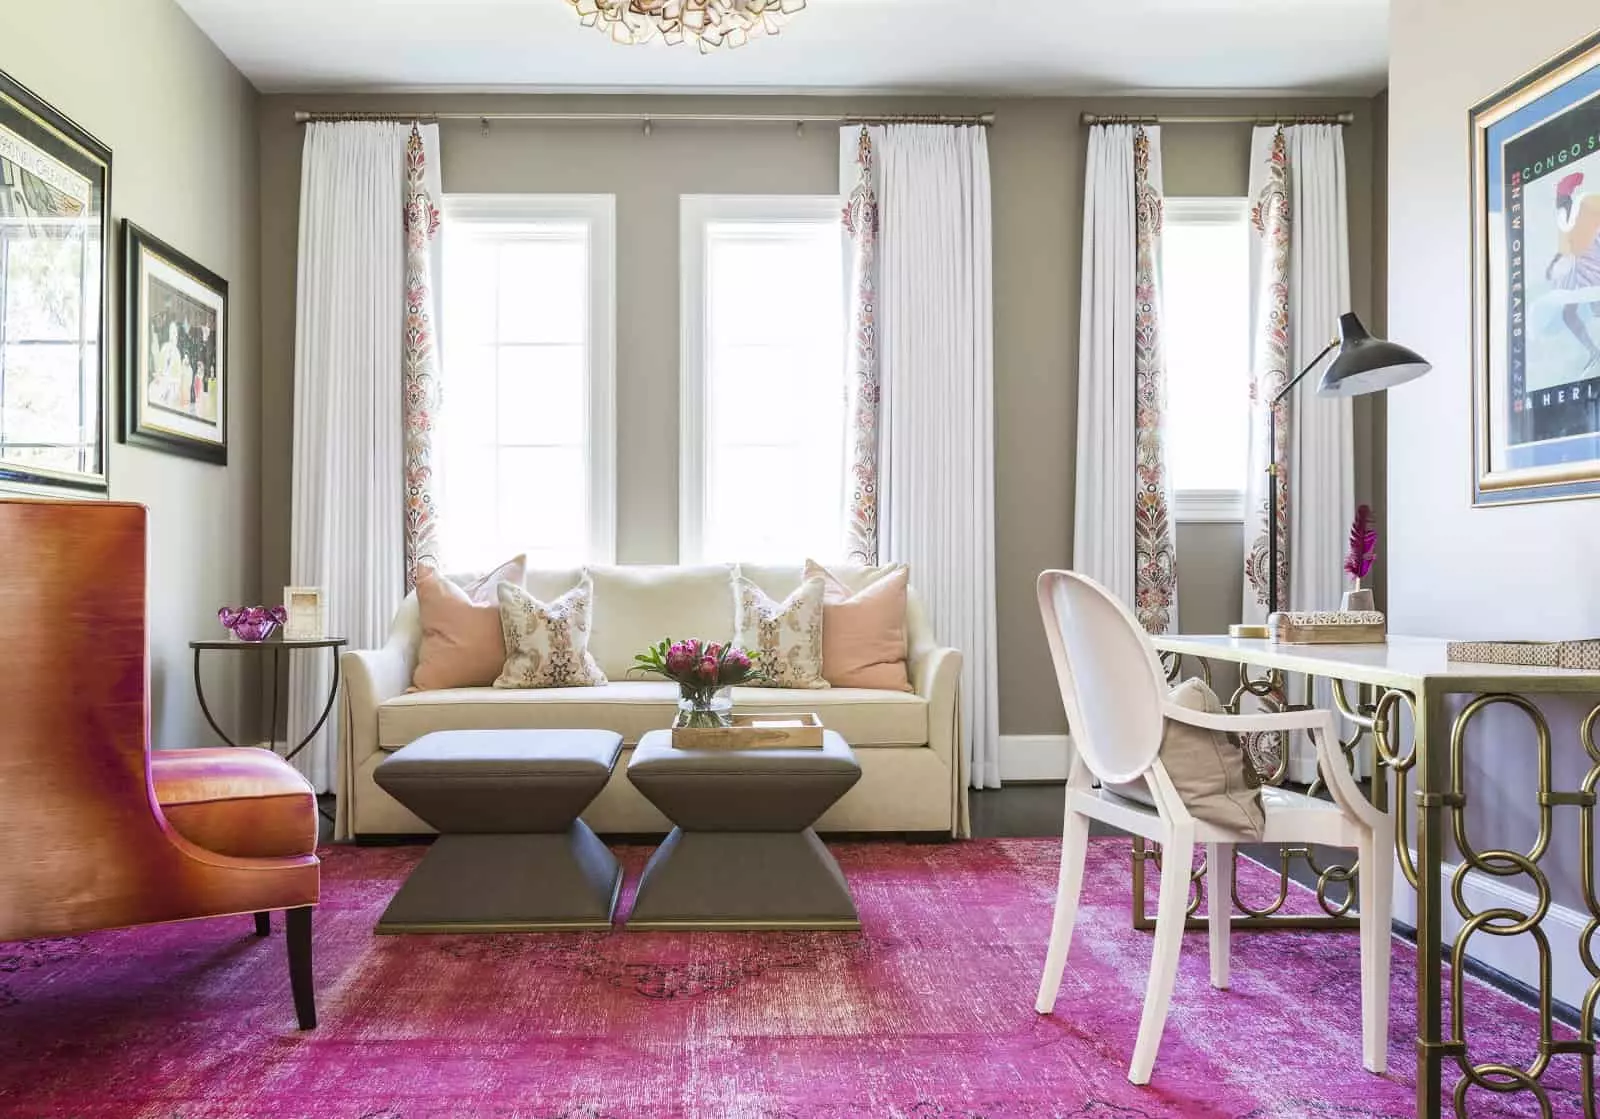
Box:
674;685;734;729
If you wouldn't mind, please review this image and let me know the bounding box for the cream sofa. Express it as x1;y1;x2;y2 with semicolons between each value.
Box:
337;563;969;841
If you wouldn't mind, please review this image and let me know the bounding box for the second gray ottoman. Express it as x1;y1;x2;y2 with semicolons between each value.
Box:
625;729;862;931
373;728;622;933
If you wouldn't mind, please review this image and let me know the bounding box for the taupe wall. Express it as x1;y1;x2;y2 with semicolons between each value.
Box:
5;0;262;745
258;92;1384;736
1389;0;1597;910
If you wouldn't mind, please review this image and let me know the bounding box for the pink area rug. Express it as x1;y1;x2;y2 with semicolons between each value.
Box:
0;839;1586;1118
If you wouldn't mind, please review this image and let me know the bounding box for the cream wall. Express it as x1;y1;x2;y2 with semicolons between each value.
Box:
1389;0;1598;909
4;0;262;745
257;92;1383;736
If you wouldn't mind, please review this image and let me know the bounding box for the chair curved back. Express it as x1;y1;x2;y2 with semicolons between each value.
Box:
1036;570;1169;786
0;499;318;941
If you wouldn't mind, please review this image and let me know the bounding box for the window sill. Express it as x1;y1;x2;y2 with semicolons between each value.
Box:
1173;490;1245;523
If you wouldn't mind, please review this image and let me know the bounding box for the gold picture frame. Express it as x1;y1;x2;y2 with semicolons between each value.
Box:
1470;29;1600;506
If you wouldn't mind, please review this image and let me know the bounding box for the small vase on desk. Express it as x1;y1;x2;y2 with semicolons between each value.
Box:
1341;585;1375;612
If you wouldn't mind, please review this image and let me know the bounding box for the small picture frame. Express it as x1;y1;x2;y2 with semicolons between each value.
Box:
283;586;325;641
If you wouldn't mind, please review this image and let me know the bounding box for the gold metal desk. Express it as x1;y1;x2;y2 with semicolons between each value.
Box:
1149;634;1598;1118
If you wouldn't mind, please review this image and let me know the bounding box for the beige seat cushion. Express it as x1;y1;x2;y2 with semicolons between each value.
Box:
378;680;927;751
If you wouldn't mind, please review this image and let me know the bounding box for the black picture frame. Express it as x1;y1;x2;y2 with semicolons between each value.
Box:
1470;29;1600;506
0;68;113;495
121;221;228;465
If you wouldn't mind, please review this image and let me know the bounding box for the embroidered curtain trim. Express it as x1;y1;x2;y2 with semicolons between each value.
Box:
1243;127;1293;614
842;126;881;565
402;123;442;590
1131;128;1178;634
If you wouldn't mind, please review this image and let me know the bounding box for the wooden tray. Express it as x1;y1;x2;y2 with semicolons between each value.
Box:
670;712;824;750
1270;620;1387;645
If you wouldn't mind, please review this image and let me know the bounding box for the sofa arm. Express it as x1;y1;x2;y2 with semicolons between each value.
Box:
911;645;969;838
334;640;414;841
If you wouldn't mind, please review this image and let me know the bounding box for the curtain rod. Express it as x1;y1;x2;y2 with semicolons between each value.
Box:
293;110;994;127
1081;112;1354;126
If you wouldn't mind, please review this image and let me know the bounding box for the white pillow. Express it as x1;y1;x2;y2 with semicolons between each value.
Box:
732;574;829;690
494;578;608;689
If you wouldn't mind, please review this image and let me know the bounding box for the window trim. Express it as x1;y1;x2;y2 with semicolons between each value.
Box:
440;193;617;564
1163;195;1250;524
1172;489;1247;523
677;193;843;564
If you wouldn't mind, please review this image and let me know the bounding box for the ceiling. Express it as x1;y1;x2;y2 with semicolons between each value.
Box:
174;0;1391;97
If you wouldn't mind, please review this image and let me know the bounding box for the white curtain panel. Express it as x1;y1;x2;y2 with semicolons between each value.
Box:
1243;124;1353;782
288;121;442;792
1073;125;1139;606
862;123;1001;790
1074;124;1181;630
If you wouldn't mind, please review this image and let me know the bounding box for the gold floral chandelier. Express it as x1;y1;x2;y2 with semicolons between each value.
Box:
566;0;806;51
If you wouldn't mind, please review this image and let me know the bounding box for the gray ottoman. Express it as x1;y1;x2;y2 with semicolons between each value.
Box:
625;729;862;931
373;729;622;933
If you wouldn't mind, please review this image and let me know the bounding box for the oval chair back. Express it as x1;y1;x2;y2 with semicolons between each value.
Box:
1035;570;1169;788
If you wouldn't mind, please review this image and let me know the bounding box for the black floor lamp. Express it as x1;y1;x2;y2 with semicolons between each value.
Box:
1229;312;1431;640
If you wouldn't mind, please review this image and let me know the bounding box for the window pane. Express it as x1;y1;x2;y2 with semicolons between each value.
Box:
439;203;605;573
496;344;585;445
1162;205;1251;495
497;237;586;345
497;446;586;559
688;203;845;563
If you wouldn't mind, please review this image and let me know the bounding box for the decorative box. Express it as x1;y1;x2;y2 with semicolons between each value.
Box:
1446;639;1600;670
670;712;825;750
1267;610;1387;645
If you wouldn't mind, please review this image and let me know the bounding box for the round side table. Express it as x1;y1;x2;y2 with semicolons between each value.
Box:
190;636;347;762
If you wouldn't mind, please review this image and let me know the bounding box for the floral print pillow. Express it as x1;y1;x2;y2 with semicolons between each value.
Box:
732;575;829;690
494;578;608;689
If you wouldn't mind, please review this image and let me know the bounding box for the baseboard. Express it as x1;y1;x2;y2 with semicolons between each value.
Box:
1391;850;1591;1014
998;735;1072;783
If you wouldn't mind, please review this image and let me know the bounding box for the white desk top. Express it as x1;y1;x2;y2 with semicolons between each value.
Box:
1151;634;1600;693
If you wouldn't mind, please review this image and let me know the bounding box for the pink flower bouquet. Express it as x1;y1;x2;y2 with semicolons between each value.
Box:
632;638;767;728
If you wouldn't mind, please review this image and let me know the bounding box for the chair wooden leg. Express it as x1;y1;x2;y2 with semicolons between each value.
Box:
286;906;317;1030
254;912;271;937
1357;835;1393;1073
1129;827;1194;1085
1035;808;1091;1014
1206;842;1232;990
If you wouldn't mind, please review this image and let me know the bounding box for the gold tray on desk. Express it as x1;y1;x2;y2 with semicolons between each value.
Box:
1268;610;1387;645
670;713;824;750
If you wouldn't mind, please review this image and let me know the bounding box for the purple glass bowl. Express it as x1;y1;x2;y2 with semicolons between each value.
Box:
219;605;289;643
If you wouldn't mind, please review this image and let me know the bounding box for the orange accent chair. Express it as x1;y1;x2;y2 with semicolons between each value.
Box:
0;499;321;1028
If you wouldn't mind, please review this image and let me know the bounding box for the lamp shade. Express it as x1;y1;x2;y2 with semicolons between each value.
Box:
1316;312;1432;397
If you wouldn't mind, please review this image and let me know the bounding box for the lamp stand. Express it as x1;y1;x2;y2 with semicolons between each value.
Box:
1227;336;1339;641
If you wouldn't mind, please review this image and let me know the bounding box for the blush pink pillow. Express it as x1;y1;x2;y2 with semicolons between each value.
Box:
411;555;527;691
803;560;913;692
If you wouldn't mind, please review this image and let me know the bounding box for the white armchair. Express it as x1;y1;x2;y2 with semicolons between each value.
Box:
1032;569;1393;1086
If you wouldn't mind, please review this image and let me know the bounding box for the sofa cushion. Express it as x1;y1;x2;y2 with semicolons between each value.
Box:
412;558;525;691
732;574;828;689
805;560;912;692
377;680;927;751
152;747;317;859
495;578;608;688
584;564;736;679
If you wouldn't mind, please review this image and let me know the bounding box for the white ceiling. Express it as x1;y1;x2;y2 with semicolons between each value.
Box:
174;0;1390;96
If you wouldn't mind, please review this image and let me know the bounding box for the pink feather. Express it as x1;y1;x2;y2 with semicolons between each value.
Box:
1344;504;1377;580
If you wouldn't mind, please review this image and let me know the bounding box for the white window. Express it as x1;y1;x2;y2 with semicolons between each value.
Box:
679;196;846;563
438;195;615;571
1161;197;1252;522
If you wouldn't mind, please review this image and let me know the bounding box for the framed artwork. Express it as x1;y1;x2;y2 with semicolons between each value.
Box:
1472;29;1600;506
0;69;112;494
121;221;227;464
